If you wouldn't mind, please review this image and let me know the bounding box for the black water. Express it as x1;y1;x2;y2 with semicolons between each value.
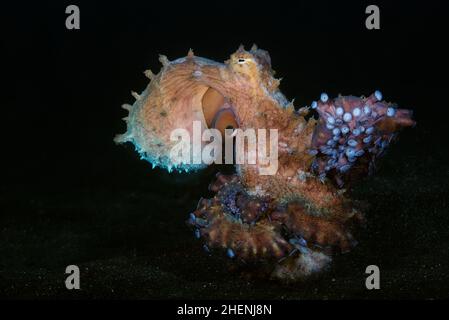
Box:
1;0;448;299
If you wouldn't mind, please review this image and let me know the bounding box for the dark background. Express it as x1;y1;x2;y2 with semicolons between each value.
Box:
1;0;448;299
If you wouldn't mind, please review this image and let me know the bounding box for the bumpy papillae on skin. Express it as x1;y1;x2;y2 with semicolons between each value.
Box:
115;45;415;280
189;173;361;258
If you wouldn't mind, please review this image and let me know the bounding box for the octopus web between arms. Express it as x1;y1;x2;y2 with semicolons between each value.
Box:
115;45;415;281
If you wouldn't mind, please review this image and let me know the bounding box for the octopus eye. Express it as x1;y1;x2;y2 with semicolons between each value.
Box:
311;101;318;109
238;58;246;64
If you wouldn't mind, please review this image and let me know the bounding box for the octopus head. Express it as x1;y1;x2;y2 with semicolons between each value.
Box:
227;45;261;79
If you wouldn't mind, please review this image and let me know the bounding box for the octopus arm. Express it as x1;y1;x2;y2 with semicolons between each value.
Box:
189;174;292;260
310;92;415;186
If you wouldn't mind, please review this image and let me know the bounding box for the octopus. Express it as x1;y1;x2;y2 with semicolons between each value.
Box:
115;45;415;281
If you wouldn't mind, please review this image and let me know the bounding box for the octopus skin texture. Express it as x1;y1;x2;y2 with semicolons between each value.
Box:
115;45;415;281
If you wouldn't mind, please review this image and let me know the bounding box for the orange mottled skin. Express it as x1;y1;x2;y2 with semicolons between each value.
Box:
116;45;414;280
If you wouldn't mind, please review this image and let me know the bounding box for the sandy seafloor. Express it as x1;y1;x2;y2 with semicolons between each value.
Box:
1;122;448;299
